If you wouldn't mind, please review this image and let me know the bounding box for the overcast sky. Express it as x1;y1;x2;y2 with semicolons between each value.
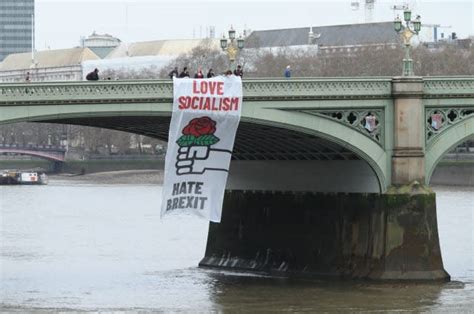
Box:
35;0;473;50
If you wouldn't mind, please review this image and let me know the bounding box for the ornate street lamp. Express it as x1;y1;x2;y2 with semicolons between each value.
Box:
394;10;421;76
220;26;245;71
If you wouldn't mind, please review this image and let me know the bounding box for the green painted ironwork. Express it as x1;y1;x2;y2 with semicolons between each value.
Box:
0;78;394;105
0;76;473;189
422;76;474;183
425;116;474;184
426;107;474;145
423;77;474;97
295;109;384;147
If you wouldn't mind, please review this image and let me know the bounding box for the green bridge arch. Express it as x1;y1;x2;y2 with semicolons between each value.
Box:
242;107;388;191
0;103;388;192
425;115;474;184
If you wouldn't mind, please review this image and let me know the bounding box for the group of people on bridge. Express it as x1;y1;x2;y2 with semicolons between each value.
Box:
82;66;245;82
168;66;244;79
79;63;291;82
31;62;292;82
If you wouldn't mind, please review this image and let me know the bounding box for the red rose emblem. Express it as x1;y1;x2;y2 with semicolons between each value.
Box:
182;117;216;137
177;116;220;147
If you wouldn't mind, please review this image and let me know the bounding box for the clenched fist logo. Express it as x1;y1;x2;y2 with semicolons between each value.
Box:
175;117;232;175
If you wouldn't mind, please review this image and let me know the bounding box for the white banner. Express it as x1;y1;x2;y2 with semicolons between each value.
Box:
161;76;242;222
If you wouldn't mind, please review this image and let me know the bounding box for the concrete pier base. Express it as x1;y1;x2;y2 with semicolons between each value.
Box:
199;190;450;281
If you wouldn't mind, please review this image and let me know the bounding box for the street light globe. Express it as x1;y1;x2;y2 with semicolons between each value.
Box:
228;27;236;40
394;16;402;32
403;9;411;22
237;36;244;49
413;16;421;33
220;36;228;50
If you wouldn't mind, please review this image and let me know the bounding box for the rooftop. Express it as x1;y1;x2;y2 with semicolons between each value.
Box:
245;22;400;48
106;38;220;58
0;47;100;71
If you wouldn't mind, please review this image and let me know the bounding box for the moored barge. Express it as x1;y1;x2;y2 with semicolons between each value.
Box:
0;170;48;185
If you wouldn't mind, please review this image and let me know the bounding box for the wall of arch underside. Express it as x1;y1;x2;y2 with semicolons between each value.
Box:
38;116;381;193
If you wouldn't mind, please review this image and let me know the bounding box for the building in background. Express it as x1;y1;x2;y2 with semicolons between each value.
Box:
80;32;121;58
0;0;35;62
245;22;401;55
82;38;220;78
0;37;219;82
0;47;100;82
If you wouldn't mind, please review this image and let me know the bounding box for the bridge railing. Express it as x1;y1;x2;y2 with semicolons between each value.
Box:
1;76;472;105
423;76;474;97
423;77;474;146
0;77;401;104
0;80;174;104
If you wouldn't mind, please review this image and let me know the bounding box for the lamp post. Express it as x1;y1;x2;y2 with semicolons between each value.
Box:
220;26;244;71
394;10;421;76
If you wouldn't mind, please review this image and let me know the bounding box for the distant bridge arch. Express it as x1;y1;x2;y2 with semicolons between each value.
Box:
241;108;387;192
0;145;66;162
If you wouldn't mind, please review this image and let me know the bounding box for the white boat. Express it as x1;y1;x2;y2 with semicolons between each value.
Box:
0;170;48;185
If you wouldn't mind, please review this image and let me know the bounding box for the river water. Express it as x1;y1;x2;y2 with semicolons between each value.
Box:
0;179;472;312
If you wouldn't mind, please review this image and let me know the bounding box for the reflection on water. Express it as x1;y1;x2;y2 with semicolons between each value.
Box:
435;185;474;281
207;272;465;312
0;180;472;311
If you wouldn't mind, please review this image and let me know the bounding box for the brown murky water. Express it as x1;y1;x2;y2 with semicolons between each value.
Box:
0;180;472;312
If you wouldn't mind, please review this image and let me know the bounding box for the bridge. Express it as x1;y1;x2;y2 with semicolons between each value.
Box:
0;143;66;162
1;76;473;281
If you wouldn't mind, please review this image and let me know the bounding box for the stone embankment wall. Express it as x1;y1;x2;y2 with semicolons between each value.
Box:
0;160;51;171
61;160;164;174
0;159;164;174
0;159;472;186
431;161;474;186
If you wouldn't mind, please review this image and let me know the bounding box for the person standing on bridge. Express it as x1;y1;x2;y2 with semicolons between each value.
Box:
86;68;99;81
179;67;190;78
194;68;204;79
233;65;243;77
207;68;215;78
284;65;291;78
168;67;179;79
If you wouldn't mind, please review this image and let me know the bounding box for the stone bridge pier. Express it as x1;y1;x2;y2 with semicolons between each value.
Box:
200;77;452;281
200;189;445;281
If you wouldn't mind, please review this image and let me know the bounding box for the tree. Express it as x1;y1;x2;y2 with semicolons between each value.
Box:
101;66;162;81
159;39;228;77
